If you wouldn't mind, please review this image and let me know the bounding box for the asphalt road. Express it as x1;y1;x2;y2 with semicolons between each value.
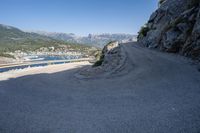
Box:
0;42;200;133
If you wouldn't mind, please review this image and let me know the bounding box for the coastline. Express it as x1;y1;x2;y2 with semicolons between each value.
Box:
0;61;90;81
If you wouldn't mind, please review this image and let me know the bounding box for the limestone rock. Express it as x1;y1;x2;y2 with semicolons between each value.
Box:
138;0;200;60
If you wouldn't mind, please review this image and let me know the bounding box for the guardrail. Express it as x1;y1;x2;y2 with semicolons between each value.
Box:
0;58;91;69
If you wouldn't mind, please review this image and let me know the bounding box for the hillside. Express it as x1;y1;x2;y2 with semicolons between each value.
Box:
138;0;200;61
0;24;95;56
33;31;137;48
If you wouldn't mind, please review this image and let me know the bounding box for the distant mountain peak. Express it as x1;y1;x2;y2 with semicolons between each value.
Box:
33;31;137;48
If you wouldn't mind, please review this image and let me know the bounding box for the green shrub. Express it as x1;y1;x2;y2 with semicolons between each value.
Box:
94;50;102;60
159;0;166;5
93;54;104;67
138;24;150;38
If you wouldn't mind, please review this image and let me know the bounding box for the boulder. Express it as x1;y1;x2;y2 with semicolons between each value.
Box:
102;41;119;54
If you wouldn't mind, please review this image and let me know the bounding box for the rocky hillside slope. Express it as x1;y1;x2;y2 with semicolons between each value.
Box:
138;0;200;61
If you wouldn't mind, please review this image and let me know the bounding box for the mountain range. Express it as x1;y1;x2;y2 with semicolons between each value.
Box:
31;31;137;48
0;23;136;60
0;24;93;54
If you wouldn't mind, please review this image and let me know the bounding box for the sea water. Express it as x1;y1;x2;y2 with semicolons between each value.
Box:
0;55;82;73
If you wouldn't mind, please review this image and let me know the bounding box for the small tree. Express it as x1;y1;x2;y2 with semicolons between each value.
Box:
158;0;166;6
138;24;150;39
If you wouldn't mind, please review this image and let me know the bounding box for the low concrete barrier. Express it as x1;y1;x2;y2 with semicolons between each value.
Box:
0;58;91;69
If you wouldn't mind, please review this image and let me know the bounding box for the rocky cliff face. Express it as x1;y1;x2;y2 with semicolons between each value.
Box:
138;0;200;61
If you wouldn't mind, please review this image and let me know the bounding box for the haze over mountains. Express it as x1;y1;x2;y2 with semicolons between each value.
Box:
31;31;137;48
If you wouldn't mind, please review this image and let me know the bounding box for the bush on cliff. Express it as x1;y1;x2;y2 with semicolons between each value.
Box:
93;54;104;67
138;24;150;39
159;0;166;5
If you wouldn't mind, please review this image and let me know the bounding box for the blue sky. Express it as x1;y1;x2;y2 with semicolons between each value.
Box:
0;0;158;36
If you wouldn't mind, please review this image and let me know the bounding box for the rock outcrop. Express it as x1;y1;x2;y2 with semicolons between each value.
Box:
77;41;126;78
99;41;123;70
138;0;200;61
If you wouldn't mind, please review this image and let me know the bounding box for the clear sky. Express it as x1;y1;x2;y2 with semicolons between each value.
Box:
0;0;158;36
